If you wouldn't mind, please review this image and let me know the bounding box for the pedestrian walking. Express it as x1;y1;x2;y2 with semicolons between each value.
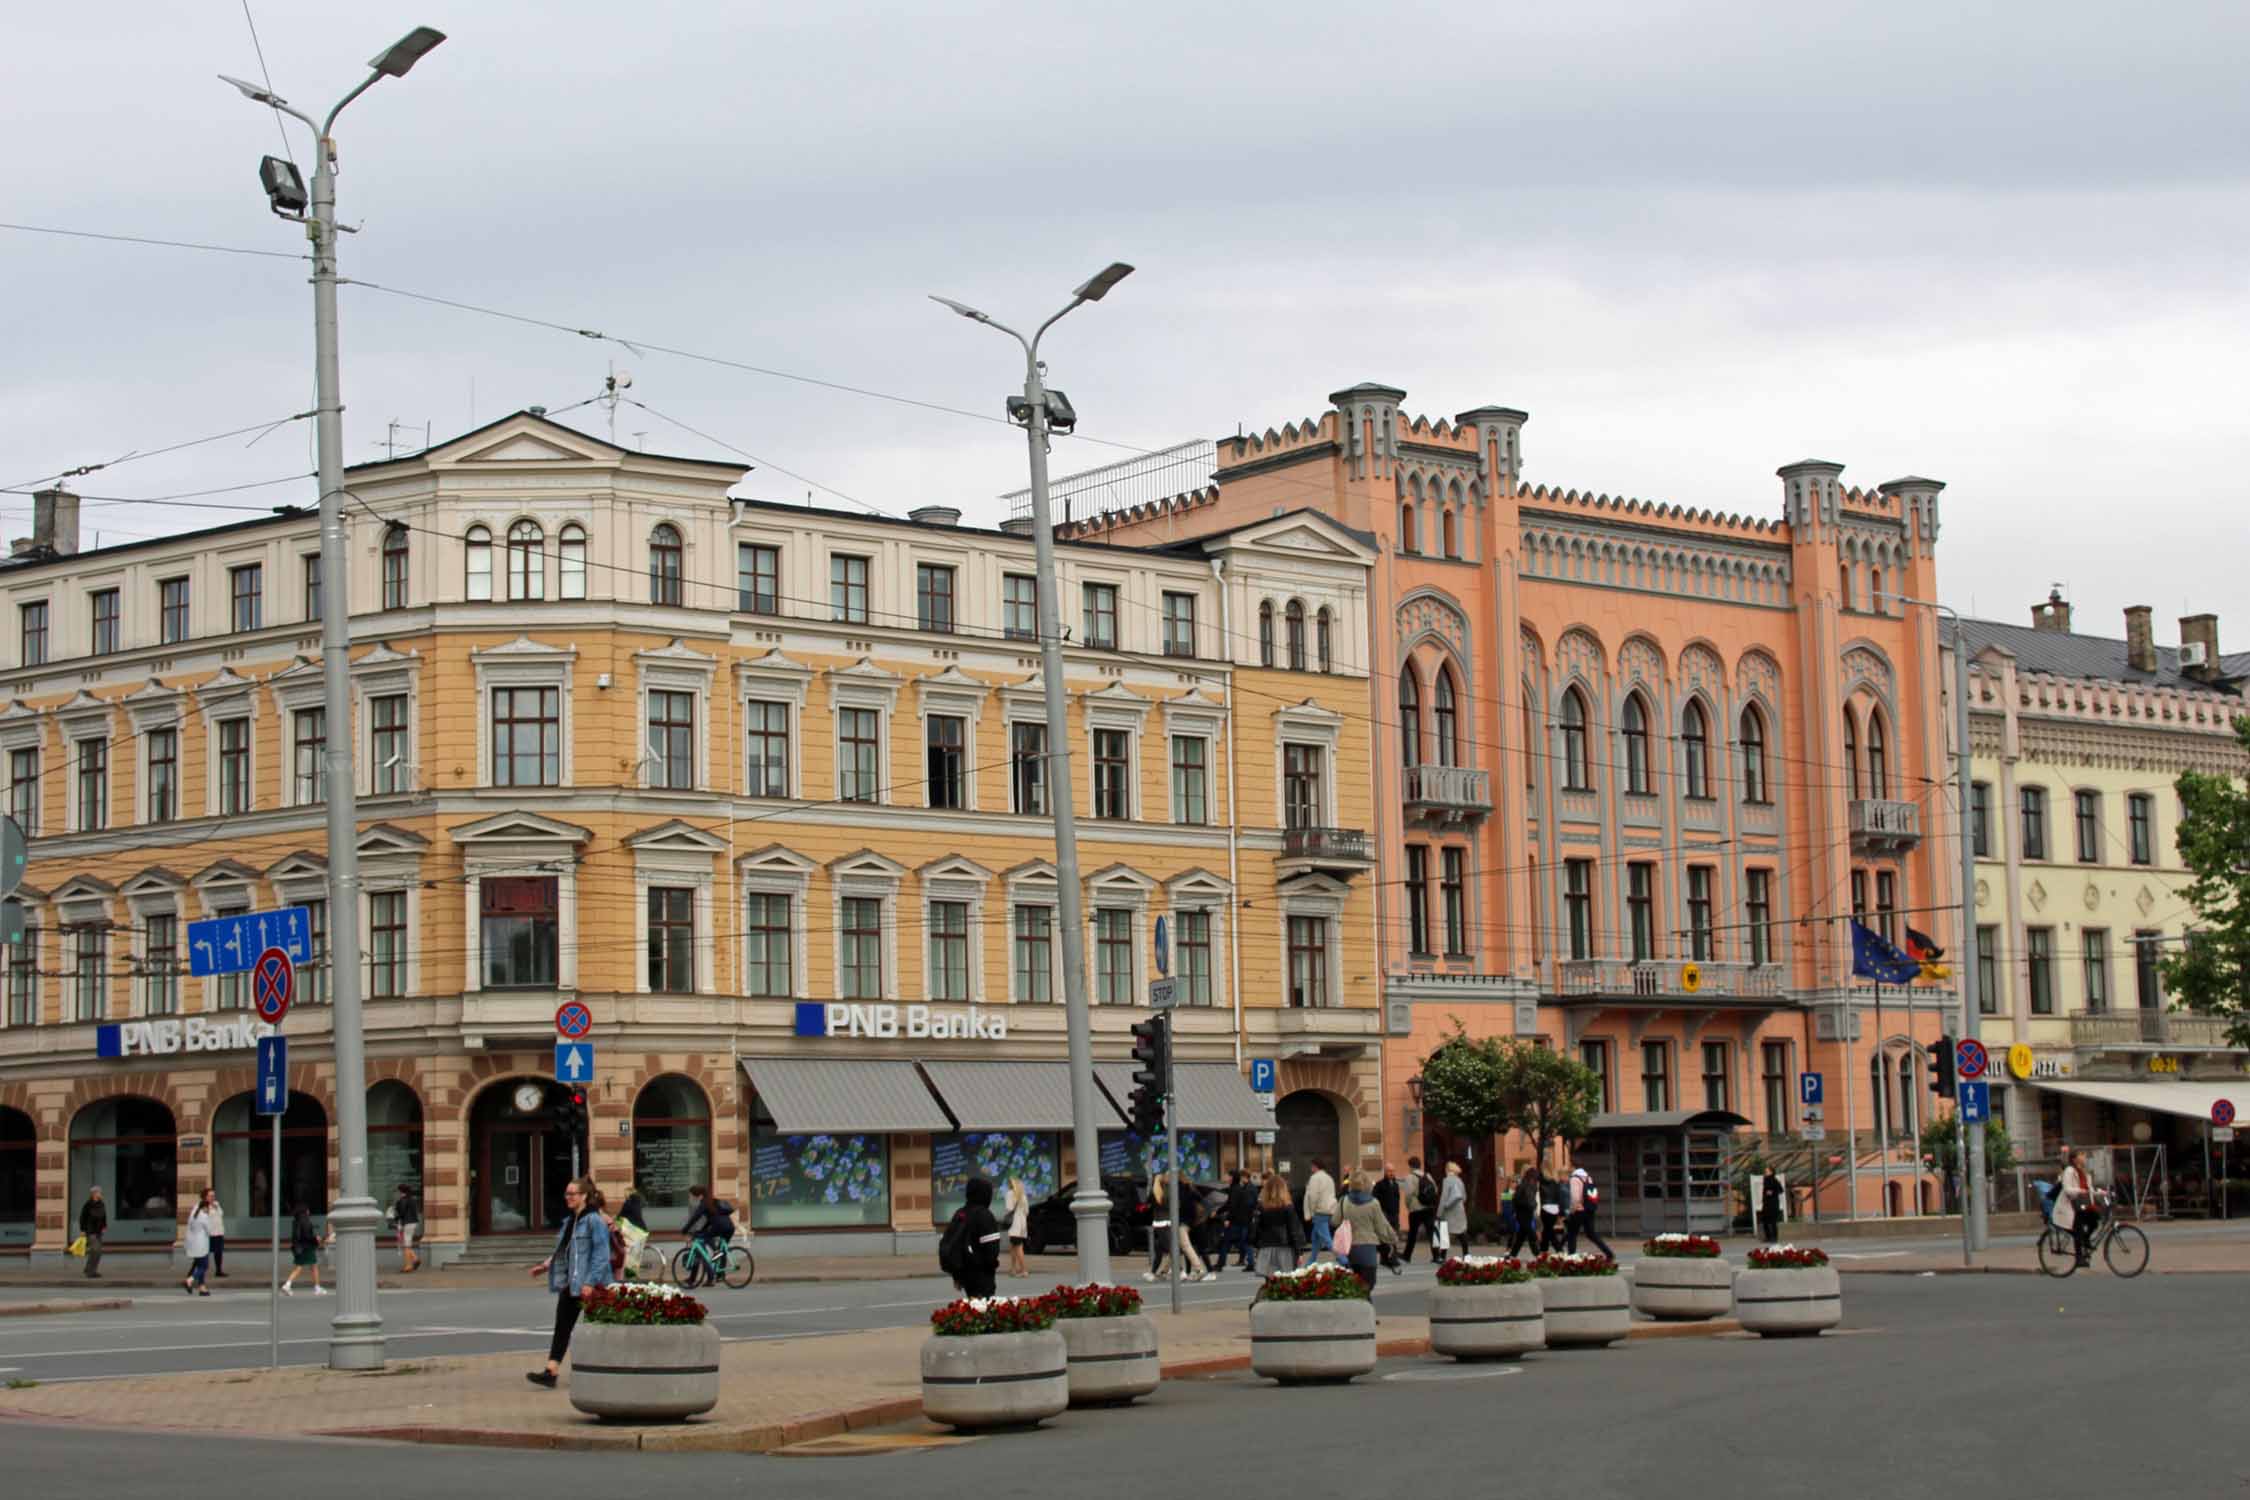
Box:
939;1175;1004;1298
1146;1174;1213;1282
77;1186;106;1279
1333;1171;1403;1291
1005;1176;1031;1279
180;1189;216;1296
1222;1169;1258;1270
1436;1160;1470;1259
280;1202;328;1295
1565;1163;1614;1257
526;1177;612;1389
1539;1171;1567;1251
1402;1157;1439;1263
1302;1159;1339;1259
389;1183;421;1272
206;1192;228;1278
1759;1168;1784;1245
1372;1163;1402;1233
1507;1168;1542;1257
1252;1173;1308;1277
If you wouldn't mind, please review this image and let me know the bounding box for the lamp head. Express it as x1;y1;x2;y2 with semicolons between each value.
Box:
370;25;447;78
929;294;991;324
218;73;284;108
1072;261;1135;302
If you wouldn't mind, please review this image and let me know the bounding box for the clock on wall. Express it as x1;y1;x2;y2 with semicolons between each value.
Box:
514;1082;546;1114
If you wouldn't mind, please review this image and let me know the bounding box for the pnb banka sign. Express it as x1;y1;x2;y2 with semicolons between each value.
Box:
794;1002;1009;1040
97;1015;274;1058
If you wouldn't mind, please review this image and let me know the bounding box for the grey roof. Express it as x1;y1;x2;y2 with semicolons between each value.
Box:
1585;1109;1751;1133
1945;617;2247;695
917;1060;1125;1131
1092;1061;1272;1131
738;1058;950;1133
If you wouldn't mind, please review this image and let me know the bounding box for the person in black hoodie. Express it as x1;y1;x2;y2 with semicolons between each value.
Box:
1222;1171;1259;1270
947;1176;1004;1299
1538;1172;1568;1252
1759;1168;1785;1245
1506;1169;1542;1258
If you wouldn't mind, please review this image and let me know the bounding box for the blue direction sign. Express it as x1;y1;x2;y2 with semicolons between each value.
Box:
1249;1058;1277;1093
255;1035;288;1116
1958;1079;1991;1124
1799;1072;1825;1107
555;1041;596;1085
189;907;311;978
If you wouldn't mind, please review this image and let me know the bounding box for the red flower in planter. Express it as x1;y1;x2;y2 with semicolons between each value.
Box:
1640;1233;1723;1259
1529;1252;1619;1278
1047;1283;1143;1319
1435;1255;1533;1287
1746;1244;1830;1269
930;1294;1062;1337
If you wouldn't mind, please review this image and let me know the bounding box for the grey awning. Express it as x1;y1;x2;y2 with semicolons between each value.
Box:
1093;1061;1272;1132
739;1058;951;1133
1585;1109;1752;1132
917;1060;1124;1131
2030;1078;2236;1123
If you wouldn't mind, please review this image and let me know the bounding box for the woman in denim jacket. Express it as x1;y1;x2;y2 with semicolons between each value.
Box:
526;1178;612;1388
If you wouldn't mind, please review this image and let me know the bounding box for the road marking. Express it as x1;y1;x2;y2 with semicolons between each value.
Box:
0;1319;269;1335
1380;1365;1521;1382
1826;1251;1910;1261
707;1305;851;1321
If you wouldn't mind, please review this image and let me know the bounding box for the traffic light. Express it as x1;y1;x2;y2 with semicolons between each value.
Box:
1932;1036;1956;1096
1129;1014;1169;1136
552;1086;589;1147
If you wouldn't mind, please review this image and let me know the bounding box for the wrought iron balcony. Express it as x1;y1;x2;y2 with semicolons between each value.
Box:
2069;1012;2239;1050
1277;824;1373;877
1556;958;1785;1002
1848;798;1922;851
1402;763;1493;823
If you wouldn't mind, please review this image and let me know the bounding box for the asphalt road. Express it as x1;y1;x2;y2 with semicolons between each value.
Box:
6;1272;2244;1498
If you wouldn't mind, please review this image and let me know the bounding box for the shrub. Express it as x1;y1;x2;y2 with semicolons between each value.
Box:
1257;1263;1371;1302
1746;1244;1830;1269
1641;1233;1723;1259
1436;1254;1532;1286
1046;1283;1143;1319
1529;1251;1618;1278
930;1294;1060;1337
579;1283;708;1327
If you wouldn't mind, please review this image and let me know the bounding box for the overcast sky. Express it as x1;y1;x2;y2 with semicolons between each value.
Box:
5;1;2245;641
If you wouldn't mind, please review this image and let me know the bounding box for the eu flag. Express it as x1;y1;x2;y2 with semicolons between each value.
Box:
1850;921;1923;985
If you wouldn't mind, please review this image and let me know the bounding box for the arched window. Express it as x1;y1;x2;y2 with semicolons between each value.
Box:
633;1075;713;1231
367;1080;423;1205
1400;503;1418;554
1522;693;1536;791
1441;507;1458;559
1867;709;1889;799
1843;705;1862;801
1622;692;1652;795
506;519;544;601
464;525;492;601
558;523;587;600
214;1089;328;1225
1399;664;1422;768
1434;668;1459;768
1870;567;1886;614
1739;704;1769;804
380;524;409;610
0;1105;31;1249
1258;601;1275;667
1681;699;1711;799
649;524;683;606
1284;600;1306;671
1561;688;1591;791
1315;608;1333;673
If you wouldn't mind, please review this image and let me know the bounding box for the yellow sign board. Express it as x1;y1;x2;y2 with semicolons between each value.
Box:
2007;1043;2037;1080
2149;1055;2181;1075
1681;962;1702;994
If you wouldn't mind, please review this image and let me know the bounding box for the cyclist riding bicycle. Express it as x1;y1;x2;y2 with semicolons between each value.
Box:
2054;1150;2100;1268
680;1184;736;1260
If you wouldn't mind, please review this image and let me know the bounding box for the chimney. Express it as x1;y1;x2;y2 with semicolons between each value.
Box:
33;488;79;557
2179;613;2221;682
2124;606;2156;673
997;516;1033;537
2030;587;2071;634
908;504;962;527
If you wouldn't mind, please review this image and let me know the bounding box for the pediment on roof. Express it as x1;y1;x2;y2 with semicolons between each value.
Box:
1084;863;1158;892
918;666;985;693
264;850;327;881
1164;866;1231;895
470;634;577;663
360;822;431;853
634;638;719;670
739;648;811;676
124;678;182;705
353;643;419;670
826;848;908;879
121;866;188;895
735;843;816;874
917;854;994;882
51;874;118;901
1221;511;1378;562
57;690;111;719
1167;685;1227;712
448;809;592;845
191;858;262;888
269;655;324;686
449;423;611;466
1002;858;1059;884
625;819;729;853
1079;680;1150;708
826;657;902;685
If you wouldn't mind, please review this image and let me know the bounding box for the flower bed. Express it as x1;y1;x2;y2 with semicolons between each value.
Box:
570;1284;720;1421
1530;1252;1619;1278
1048;1282;1143;1319
1430;1257;1544;1361
1641;1233;1723;1259
931;1294;1061;1337
1735;1246;1841;1337
1630;1238;1733;1321
1046;1284;1158;1407
1437;1254;1533;1286
579;1282;709;1326
1258;1262;1371;1301
1747;1244;1830;1269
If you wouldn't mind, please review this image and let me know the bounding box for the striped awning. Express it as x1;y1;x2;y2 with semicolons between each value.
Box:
916;1060;1125;1131
1093;1061;1272;1131
738;1058;951;1133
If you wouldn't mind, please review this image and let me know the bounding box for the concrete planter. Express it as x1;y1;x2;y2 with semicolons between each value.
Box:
920;1329;1070;1431
1057;1314;1160;1407
1249;1297;1378;1384
1733;1265;1843;1337
1428;1281;1545;1361
1630;1256;1734;1321
568;1322;721;1422
1538;1275;1630;1348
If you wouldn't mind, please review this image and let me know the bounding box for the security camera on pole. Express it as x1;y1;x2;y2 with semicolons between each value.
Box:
220;25;448;1370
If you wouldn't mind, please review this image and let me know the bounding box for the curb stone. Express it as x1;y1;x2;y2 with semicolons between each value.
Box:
0;1298;132;1318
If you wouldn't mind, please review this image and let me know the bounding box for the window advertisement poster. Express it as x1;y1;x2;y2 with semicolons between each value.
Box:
748;1130;890;1228
930;1131;1060;1224
1098;1129;1217;1184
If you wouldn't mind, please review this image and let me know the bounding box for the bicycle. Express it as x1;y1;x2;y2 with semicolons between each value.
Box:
671;1234;756;1290
2036;1196;2149;1279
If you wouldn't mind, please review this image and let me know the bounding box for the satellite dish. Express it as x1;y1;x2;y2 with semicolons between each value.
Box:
614;371;634;390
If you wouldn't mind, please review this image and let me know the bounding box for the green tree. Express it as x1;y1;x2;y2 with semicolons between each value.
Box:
1418;1023;1508;1146
1492;1038;1604;1162
1921;1114;2018;1178
2159;717;2250;1044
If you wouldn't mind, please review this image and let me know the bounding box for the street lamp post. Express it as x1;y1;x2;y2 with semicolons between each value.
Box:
932;264;1134;1285
222;25;445;1370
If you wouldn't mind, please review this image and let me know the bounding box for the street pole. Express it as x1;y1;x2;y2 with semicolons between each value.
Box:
270;1113;281;1368
932;265;1134;1286
1166;1019;1182;1314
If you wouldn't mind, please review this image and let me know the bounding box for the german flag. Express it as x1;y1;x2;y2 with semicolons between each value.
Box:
1905;927;1951;983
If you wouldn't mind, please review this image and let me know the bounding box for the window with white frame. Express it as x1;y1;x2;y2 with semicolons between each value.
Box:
830;554;870;623
1170;735;1207;825
739;653;809;800
1003;574;1038;641
647;886;695;991
6;922;37;1025
1092;729;1131;820
292;707;326;805
465;525;493;600
1287;915;1329;1008
506;520;545;600
647;690;694;789
928;901;970;1001
1011;723;1046;815
74;734;111;831
70;922;107;1022
558;524;587;600
475;638;576;788
371;694;410;793
368;889;408;998
1013;905;1053;1003
1176;909;1213;1005
838;708;881;802
1082;583;1118;650
141;910;179;1016
145;727;179;823
840;896;883;999
746;701;790;797
6;744;36;835
744;892;793;996
1094;910;1133;1005
648;525;684;606
740;543;781;615
830;853;902;1001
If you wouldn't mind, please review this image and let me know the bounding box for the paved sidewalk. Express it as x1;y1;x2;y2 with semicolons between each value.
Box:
0;1253;946;1292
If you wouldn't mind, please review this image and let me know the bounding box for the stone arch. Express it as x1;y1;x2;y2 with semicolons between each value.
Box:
1274;1056;1369;1172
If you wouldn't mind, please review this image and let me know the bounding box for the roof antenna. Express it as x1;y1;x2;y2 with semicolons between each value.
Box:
602;364;634;445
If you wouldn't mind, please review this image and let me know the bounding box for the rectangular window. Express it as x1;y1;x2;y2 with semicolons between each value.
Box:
1095;910;1133;1005
745;700;790;797
491;686;561;787
19;602;47;666
371;694;410;793
1761;1041;1791;1132
647;886;695;993
1970;781;1993;858
1287;915;1329;1008
1687;866;1715;962
1976;925;2000;1015
744;893;793;997
1283;744;1323;830
1013;905;1053;1003
229;564;263;632
481;876;558;990
8;748;35;835
1002;574;1038;641
2127;794;2153;866
8;926;37;1026
737;543;779;614
146;728;178;823
1746;868;1773;967
1628;863;1655;963
1702;1042;1729;1111
72;925;106;1023
1565;859;1594;961
2082;928;2110;1014
2027;927;2055;1014
1441;847;1468;957
840;897;883;999
1161;592;1197;658
1080;583;1118;650
76;737;109;831
2020;786;2048;861
2075;790;2101;863
927;900;969;1001
1092;728;1130;820
366;890;407;998
1579;1041;1609;1114
647;689;694;790
216;718;250;815
90;589;119;656
1177;910;1212;1006
381;526;409;610
293;707;325;804
2134;931;2162;1009
302;898;327;1006
829;554;870;623
915;563;956;633
142;913;178;1017
1876;869;1898;946
160;577;190;644
838;707;880;803
1642;1041;1671;1112
1851;869;1868;922
1405;846;1431;955
1170;735;1207;825
925;714;966;809
302;553;322;622
1011;723;1047;815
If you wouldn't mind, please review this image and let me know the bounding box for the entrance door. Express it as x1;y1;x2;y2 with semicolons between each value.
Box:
1274;1091;1341;1204
471;1080;577;1235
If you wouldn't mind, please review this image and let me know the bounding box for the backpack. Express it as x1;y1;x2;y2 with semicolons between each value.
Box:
607;1220;628;1278
1576;1169;1599;1206
1417;1172;1439;1210
938;1208;973;1279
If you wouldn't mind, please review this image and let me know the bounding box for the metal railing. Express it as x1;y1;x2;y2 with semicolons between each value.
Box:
1402;763;1493;815
1557;958;1785;999
2069;1012;2238;1049
1280;825;1370;862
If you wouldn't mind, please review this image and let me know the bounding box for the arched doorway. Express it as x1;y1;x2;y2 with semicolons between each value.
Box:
368;1081;424;1205
0;1106;33;1248
1274;1091;1341;1205
212;1090;328;1237
632;1075;712;1232
69;1097;177;1245
469;1078;576;1236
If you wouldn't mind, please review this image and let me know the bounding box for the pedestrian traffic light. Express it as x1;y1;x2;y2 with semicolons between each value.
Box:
1932;1036;1956;1095
1129;1014;1169;1136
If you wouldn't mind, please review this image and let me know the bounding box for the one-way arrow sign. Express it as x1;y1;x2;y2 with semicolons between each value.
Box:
555;1041;595;1084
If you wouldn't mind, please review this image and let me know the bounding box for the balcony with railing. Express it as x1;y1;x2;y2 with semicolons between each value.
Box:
1848;798;1922;851
2069;1012;2240;1050
1402;763;1493;823
1277;824;1374;878
1556;958;1787;1003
